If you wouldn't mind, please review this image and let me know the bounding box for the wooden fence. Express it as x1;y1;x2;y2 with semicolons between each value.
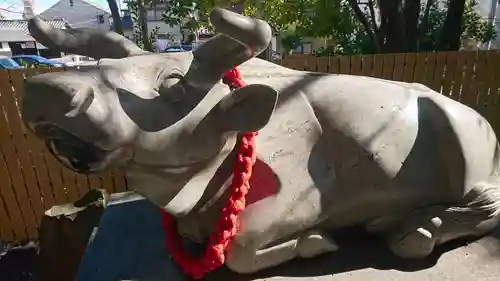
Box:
1;50;500;243
282;51;500;134
0;67;128;243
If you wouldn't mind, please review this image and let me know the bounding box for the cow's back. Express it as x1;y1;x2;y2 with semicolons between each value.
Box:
239;59;499;228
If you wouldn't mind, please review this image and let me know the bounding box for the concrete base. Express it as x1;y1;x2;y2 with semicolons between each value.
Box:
77;192;500;281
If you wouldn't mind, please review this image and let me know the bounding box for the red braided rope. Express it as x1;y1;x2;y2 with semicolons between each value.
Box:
161;67;256;279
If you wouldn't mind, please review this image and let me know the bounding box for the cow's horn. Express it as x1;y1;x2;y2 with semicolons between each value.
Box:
181;8;272;91
28;16;146;59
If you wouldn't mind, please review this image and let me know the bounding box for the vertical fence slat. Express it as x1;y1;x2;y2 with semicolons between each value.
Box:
482;51;500;131
361;55;374;76
23;67;56;210
381;54;395;80
413;53;427;84
403;53;416;83
0;71;34;241
48;67;81;202
113;170;128;192
0;137;16;241
338;56;350;74
441;52;457;96
431;52;447;92
304;56;318;72
490;51;500;135
0;73;23;242
328;56;340;74
350;55;362;75
491;51;500;105
392;53;405;81
474;51;489;108
460;52;479;109
75;174;91;198
32;68;68;205
424;52;437;87
489;51;500;105
41;147;68;205
3;70;42;239
450;52;467;101
9;69;51;228
0;185;14;241
284;56;303;71
0;77;30;241
62;168;80;202
101;174;116;193
372;54;384;77
317;57;329;73
88;175;103;190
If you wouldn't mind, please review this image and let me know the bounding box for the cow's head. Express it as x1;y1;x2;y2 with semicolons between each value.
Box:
22;8;278;214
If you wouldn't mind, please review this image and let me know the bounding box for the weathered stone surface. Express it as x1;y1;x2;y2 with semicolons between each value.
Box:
22;7;500;275
38;189;109;281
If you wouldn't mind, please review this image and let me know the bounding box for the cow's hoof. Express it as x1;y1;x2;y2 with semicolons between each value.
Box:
388;227;435;258
296;230;339;258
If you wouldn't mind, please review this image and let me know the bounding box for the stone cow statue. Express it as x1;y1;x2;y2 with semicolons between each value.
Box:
22;8;500;274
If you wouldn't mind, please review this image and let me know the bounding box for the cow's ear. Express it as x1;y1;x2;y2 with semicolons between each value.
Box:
215;84;278;132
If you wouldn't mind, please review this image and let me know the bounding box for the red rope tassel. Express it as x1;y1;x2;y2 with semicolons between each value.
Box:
161;67;257;279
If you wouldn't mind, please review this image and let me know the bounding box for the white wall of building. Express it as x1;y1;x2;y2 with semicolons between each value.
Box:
40;0;111;31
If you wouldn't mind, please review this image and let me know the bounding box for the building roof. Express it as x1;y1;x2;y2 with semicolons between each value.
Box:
0;28;35;42
0;19;67;33
0;19;66;43
39;0;111;17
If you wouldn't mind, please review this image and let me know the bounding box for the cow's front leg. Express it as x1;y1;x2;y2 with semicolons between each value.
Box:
225;229;338;274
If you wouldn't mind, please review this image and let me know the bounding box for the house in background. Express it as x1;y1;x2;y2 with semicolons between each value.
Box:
143;2;182;43
40;0;111;30
112;9;134;39
0;19;66;57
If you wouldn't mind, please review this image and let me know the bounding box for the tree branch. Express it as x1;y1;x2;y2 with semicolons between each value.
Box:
418;0;435;49
440;0;466;50
347;0;381;52
378;0;406;52
403;0;421;51
368;0;378;32
368;0;383;48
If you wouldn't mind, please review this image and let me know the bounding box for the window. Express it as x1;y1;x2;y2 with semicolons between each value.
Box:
147;9;162;21
0;42;3;49
302;42;312;55
97;14;104;24
292;42;313;55
24;42;36;48
147;10;156;21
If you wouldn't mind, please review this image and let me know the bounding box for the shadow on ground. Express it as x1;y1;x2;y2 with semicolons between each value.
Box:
74;196;500;281
206;229;500;280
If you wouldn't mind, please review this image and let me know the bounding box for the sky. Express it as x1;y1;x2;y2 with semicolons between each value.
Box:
0;0;125;19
